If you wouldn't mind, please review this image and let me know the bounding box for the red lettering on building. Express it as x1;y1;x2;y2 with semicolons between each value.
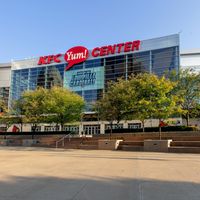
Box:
92;47;100;57
54;54;62;63
100;46;108;56
38;40;141;66
132;40;140;51
38;56;48;65
91;40;141;58
38;54;62;65
124;42;132;52
107;45;116;55
47;55;54;64
116;43;124;53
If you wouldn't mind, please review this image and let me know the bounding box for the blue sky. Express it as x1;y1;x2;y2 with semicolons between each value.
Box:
0;0;200;62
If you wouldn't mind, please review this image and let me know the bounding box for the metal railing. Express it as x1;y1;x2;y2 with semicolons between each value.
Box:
55;133;72;149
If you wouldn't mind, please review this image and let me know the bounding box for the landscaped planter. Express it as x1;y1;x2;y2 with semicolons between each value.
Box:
98;139;123;150
22;139;39;147
144;139;172;152
0;139;8;146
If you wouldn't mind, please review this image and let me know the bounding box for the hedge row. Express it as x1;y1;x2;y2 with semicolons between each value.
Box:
105;126;198;134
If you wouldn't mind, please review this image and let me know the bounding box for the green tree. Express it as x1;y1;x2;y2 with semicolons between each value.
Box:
95;79;134;137
96;73;182;138
10;98;26;132
20;87;48;131
128;73;182;136
0;98;21;133
0;97;9;132
19;87;84;132
172;70;200;126
0;97;7;113
44;87;85;131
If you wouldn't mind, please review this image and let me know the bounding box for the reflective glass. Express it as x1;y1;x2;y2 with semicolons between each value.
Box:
152;47;179;76
10;64;65;102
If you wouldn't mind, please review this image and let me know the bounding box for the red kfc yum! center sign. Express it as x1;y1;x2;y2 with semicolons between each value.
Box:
38;40;141;70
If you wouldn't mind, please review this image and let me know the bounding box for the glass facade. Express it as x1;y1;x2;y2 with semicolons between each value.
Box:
152;47;179;76
127;51;150;76
64;59;104;110
65;46;179;109
0;87;9;103
10;64;65;102
10;36;180;111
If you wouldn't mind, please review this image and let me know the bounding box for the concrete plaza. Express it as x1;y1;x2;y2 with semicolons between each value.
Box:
0;147;200;200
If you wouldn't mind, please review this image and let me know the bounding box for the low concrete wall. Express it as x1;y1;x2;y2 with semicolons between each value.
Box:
22;139;39;147
0;139;8;146
94;132;200;141
98;140;123;150
144;140;172;152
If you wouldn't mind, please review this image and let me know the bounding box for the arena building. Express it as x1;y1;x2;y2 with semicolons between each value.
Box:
0;34;183;133
0;62;11;111
10;34;180;108
180;49;200;73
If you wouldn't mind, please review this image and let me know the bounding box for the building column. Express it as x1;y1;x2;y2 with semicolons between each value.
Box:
79;123;84;135
149;51;152;73
123;121;128;128
125;54;128;80
100;122;105;134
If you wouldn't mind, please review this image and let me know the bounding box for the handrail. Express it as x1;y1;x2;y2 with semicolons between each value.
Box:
56;133;71;149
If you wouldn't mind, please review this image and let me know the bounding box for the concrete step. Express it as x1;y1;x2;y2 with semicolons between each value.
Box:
171;141;200;147
63;144;80;149
32;144;54;148
119;141;144;146
119;145;143;151
168;147;200;153
79;144;98;150
82;141;98;145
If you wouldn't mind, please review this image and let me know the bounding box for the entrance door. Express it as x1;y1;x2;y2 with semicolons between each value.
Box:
83;125;100;135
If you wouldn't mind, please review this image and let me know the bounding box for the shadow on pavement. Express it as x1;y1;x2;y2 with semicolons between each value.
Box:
0;175;199;200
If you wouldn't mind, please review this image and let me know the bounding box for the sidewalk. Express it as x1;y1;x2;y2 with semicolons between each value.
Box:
0;148;199;200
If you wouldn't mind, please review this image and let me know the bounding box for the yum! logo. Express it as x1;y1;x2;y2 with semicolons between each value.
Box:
64;46;89;70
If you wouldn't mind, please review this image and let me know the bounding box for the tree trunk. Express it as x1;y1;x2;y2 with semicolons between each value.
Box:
142;120;145;132
159;119;162;140
109;121;113;140
159;126;162;140
61;123;64;132
32;123;37;140
5;124;9;139
186;113;189;126
32;124;36;132
20;121;23;132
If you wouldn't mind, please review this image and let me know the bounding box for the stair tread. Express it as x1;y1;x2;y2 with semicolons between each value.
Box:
169;146;200;149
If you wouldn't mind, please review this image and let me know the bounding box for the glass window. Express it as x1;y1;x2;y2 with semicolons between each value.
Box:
105;55;126;86
69;63;83;70
44;126;60;132
85;59;104;68
10;64;65;103
83;89;102;102
83;125;100;135
63;125;79;133
128;123;141;129
46;65;64;88
152;47;179;76
127;51;150;75
105;124;123;130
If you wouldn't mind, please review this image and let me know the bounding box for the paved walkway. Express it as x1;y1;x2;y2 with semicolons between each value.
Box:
0;147;200;200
